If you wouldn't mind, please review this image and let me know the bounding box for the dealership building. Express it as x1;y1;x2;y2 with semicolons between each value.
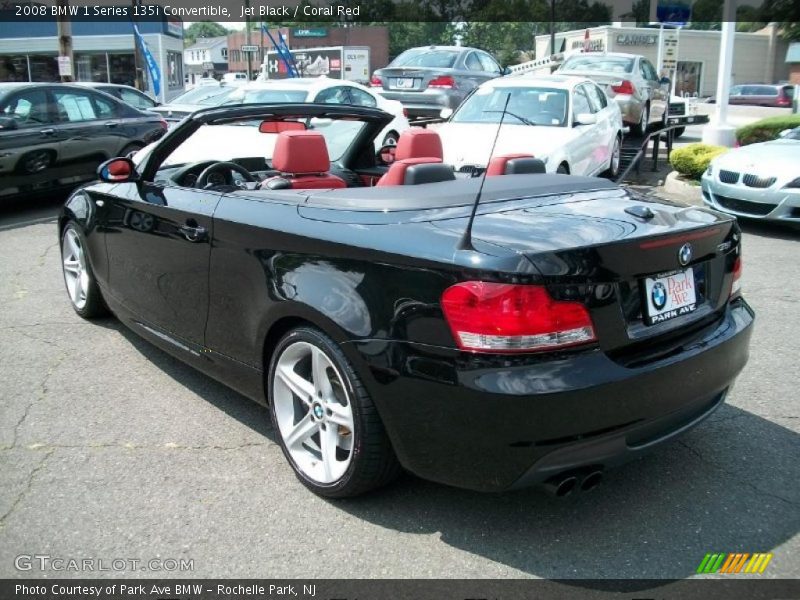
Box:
0;18;185;102
535;24;790;97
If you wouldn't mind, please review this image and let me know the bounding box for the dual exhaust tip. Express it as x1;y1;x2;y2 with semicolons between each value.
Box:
543;468;604;498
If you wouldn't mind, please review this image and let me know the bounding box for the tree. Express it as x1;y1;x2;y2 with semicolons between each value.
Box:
460;22;540;65
184;21;230;47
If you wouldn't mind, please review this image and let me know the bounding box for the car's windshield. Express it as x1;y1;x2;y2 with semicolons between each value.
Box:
223;88;308;104
169;86;235;105
390;48;459;69
149;118;367;169
561;56;634;74
452;86;569;127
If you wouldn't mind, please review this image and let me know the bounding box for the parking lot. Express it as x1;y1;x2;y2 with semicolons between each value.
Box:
0;187;798;580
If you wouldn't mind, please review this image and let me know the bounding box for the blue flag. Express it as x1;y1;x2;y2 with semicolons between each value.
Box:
132;22;161;96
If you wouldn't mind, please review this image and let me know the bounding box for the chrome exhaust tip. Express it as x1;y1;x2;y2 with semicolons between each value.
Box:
580;470;604;492
543;474;578;498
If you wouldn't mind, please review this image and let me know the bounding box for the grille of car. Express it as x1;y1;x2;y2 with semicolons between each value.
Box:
742;173;776;188
668;102;685;116
715;195;776;216
718;170;739;184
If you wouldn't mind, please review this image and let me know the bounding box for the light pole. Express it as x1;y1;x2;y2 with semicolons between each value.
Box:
702;0;737;146
55;0;73;82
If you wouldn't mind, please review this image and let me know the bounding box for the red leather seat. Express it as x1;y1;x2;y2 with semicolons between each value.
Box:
377;129;445;187
266;130;346;189
486;153;546;176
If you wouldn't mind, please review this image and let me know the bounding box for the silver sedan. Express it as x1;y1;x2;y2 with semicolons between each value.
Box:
701;127;800;227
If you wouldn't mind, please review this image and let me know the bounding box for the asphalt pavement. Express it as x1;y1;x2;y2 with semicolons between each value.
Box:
0;193;798;581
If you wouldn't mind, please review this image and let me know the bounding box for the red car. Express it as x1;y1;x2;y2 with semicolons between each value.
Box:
717;84;795;108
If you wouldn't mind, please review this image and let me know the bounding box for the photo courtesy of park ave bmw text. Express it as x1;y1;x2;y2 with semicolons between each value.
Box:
0;0;798;597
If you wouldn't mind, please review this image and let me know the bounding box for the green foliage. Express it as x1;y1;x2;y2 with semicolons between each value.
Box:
384;22;457;59
736;115;800;146
460;22;539;66
184;21;230;47
670;143;728;180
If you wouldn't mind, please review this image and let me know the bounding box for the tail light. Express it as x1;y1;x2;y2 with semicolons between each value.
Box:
428;75;456;89
158;118;168;130
610;79;635;95
441;282;597;353
777;95;790;107
369;75;382;87
730;256;742;299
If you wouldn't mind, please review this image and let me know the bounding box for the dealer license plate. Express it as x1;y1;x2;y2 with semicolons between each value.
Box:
395;77;414;89
642;268;697;325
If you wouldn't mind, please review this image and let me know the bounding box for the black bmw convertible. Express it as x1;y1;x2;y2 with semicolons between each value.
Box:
59;103;753;498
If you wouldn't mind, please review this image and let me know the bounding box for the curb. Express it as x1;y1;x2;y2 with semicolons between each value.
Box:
661;171;703;206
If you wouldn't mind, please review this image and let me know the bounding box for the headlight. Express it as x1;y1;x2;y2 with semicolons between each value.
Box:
784;177;800;189
705;163;713;177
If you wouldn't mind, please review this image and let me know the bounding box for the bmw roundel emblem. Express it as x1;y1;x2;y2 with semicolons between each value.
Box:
678;243;693;266
651;282;667;310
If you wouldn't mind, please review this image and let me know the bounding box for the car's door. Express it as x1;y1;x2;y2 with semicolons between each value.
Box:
640;58;667;122
101;174;221;346
51;88;126;175
0;87;64;193
568;85;598;175
582;82;615;174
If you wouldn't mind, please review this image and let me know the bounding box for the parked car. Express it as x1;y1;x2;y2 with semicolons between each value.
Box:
0;82;167;201
701;126;800;225
59;102;752;498
222;72;249;86
222;78;410;148
711;84;794;108
439;75;624;178
71;82;159;110
195;77;219;87
557;52;669;136
149;84;237;124
370;45;505;119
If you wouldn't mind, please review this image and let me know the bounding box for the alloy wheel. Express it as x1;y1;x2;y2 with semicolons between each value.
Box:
272;341;355;484
23;151;51;174
611;137;621;175
62;228;89;310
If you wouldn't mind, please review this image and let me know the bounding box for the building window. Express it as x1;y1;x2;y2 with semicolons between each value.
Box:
74;53;108;82
0;55;30;82
222;48;228;59
167;51;183;89
109;53;135;87
28;55;59;82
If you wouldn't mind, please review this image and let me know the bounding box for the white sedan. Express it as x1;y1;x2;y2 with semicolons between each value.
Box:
224;78;410;150
438;74;624;178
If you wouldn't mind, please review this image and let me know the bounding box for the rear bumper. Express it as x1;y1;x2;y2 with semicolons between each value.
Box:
376;88;463;118
346;299;754;492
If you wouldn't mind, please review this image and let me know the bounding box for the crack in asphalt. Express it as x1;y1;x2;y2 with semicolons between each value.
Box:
0;448;53;528
678;440;798;507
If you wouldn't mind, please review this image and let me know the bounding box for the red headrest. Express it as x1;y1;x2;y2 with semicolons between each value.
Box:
486;153;535;176
395;129;443;161
272;130;331;174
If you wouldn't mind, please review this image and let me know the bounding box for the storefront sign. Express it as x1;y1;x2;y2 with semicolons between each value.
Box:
571;39;604;51
617;34;657;46
293;28;327;37
57;55;72;77
662;29;680;70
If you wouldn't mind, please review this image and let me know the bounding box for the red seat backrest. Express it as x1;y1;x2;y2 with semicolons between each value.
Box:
271;130;345;189
376;158;437;187
486;153;535;176
395;129;444;161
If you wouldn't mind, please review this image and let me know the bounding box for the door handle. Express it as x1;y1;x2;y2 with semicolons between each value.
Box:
40;128;55;136
105;121;118;128
179;223;208;242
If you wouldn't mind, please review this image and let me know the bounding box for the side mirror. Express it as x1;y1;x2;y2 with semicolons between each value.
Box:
439;107;453;120
502;66;512;76
0;117;18;130
98;157;138;183
574;113;597;126
778;129;791;138
660;76;671;86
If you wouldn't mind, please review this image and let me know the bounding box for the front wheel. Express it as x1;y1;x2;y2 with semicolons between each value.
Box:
604;136;621;179
268;326;400;497
61;223;108;319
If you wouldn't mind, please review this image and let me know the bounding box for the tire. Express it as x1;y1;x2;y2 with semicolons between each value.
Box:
635;103;649;137
268;326;401;498
17;149;53;174
603;135;621;179
119;143;143;159
556;163;569;175
61;223;108;319
673;127;685;138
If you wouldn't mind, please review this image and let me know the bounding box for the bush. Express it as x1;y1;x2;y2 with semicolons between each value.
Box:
670;143;728;180
736;115;800;146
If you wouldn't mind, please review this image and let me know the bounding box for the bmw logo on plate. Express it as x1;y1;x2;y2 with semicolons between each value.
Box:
678;243;693;266
651;282;667;310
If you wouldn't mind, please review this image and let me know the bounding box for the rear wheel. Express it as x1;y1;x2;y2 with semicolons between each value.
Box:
604;135;621;178
268;326;400;497
119;143;143;159
635;103;649;137
673;127;686;138
17;150;53;174
61;224;108;319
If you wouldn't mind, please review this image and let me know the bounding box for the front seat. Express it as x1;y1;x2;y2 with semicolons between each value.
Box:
262;130;346;189
487;154;547;176
376;128;452;187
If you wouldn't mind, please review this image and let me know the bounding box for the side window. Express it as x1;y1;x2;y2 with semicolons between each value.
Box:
583;84;606;112
730;85;743;96
121;88;155;109
91;93;117;118
314;87;350;105
572;86;593;117
477;52;501;75
347;87;377;108
53;90;99;122
464;52;483;72
0;89;52;126
644;60;659;81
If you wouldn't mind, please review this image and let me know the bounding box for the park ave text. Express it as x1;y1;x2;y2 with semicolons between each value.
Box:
16;584;316;597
